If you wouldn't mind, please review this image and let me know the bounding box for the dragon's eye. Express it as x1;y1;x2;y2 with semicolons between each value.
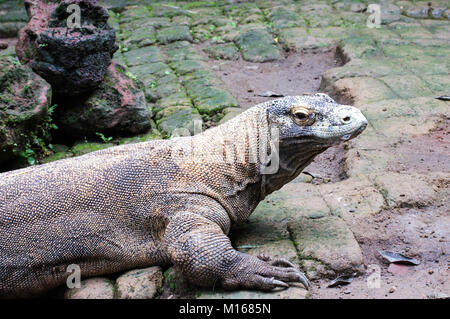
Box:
295;112;308;120
291;106;316;126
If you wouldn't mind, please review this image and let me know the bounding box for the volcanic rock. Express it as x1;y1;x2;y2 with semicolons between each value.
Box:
16;0;118;97
56;62;151;138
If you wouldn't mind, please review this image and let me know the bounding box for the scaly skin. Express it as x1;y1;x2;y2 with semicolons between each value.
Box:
0;94;367;297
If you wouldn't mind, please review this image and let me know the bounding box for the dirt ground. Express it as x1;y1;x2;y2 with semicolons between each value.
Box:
203;47;450;299
312;205;449;299
196;43;338;108
386;118;450;175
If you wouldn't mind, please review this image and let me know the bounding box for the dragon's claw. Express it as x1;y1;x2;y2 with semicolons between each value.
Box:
222;253;310;291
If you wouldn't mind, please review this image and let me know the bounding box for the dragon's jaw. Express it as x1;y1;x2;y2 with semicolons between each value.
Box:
311;105;368;143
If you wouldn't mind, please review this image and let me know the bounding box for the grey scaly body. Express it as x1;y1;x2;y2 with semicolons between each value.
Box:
0;94;367;297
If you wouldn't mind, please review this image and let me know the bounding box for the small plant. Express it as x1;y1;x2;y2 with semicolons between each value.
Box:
11;58;21;66
47;104;58;124
263;21;273;28
96;132;113;143
20;146;36;165
163;269;178;290
200;32;211;41
201;114;211;122
303;17;311;28
333;17;358;28
21;83;33;96
227;20;237;28
211;36;224;43
125;71;137;81
19;103;59;165
119;42;129;52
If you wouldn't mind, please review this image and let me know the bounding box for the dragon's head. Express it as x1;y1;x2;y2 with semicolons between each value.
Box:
266;93;367;145
258;93;367;193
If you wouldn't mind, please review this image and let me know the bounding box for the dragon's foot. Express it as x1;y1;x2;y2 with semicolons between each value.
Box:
221;252;310;291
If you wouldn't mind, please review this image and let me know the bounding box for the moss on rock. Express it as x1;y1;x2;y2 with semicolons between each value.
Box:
203;43;239;60
157;108;202;137
235;25;281;62
69;142;114;157
157;25;192;44
0;56;52;167
56;63;152;139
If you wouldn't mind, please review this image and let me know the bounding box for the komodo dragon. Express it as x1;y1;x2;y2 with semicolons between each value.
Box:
0;94;367;297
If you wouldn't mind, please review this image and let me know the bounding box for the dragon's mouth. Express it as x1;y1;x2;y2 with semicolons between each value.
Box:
283;121;367;146
302;126;366;144
339;121;368;141
313;114;368;143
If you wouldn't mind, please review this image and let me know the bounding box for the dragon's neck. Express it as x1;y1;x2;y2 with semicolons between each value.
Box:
192;107;327;222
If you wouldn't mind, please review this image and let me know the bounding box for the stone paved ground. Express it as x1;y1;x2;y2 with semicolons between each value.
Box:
1;0;449;299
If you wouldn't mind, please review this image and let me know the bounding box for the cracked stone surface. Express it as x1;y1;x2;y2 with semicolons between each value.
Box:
288;216;365;277
64;278;115;299
372;173;437;208
115;266;164;299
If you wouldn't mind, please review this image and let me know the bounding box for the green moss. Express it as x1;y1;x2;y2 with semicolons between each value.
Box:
194;89;237;114
157;108;202;137
155;104;193;121
0;94;14;105
203;43;239;60
157;25;192;44
69;142;114;157
21;82;33;97
124;46;165;67
235;26;282;62
117;129;163;145
163;268;178;291
40;151;73;164
182;1;216;10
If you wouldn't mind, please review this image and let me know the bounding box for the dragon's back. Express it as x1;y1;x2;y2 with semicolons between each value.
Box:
0;139;179;297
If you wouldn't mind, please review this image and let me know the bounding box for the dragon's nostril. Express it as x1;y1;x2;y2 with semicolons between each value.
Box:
342;116;351;123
